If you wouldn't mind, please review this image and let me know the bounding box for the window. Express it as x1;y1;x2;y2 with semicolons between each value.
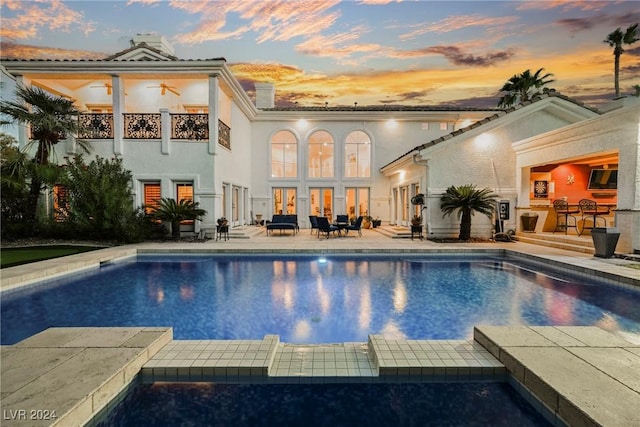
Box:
440;122;448;131
273;187;297;215
345;187;369;221
53;184;69;222
86;104;113;113
176;182;194;224
310;187;333;220
344;131;371;178
144;182;161;215
271;130;297;178
308;130;334;178
183;105;208;114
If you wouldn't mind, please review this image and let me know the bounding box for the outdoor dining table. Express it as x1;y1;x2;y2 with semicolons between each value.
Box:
333;221;349;236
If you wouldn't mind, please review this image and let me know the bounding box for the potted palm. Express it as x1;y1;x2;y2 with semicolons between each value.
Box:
152;198;207;239
362;215;373;229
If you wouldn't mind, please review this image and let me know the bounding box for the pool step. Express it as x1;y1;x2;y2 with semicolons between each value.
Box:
514;232;595;254
140;335;504;383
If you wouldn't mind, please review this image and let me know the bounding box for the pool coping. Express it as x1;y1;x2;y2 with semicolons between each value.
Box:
3;326;638;427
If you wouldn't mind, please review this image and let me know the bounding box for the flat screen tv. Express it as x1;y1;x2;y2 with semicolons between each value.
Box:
587;169;617;190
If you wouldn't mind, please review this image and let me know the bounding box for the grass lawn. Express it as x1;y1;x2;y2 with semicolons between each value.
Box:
1;245;105;269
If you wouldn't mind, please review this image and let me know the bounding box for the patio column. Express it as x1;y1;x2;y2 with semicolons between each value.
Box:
111;75;124;155
160;108;170;155
208;74;219;155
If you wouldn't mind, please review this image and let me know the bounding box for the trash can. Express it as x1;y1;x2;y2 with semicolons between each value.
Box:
520;212;538;233
591;227;620;258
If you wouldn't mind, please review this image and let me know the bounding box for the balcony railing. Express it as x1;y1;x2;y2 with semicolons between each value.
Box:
124;113;161;139
171;114;208;140
218;119;230;149
76;113;230;149
78;113;113;139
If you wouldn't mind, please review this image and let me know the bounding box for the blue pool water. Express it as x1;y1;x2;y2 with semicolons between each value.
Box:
96;382;552;427
2;254;639;344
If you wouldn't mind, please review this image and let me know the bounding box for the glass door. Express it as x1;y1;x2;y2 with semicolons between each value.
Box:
273;187;297;215
345;187;369;222
310;187;333;221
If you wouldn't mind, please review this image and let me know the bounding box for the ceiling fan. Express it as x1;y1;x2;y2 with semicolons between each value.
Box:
90;82;112;95
147;83;180;96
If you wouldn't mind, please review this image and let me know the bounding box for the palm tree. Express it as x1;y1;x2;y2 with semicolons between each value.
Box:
604;24;639;98
152;198;207;239
440;184;497;241
0;86;90;222
497;68;555;108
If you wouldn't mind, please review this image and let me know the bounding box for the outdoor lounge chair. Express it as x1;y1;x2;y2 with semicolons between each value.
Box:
316;216;339;239
266;214;298;235
309;215;319;235
345;215;363;236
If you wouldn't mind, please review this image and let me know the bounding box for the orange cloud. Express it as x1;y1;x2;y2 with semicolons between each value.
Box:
231;43;620;108
0;41;106;60
295;26;384;61
0;0;93;41
400;14;519;40
171;0;340;45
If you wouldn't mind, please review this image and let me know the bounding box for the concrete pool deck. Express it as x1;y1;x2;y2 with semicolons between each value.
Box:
1;228;639;426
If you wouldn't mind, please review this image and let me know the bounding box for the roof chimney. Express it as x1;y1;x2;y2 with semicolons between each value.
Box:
255;82;275;109
132;34;174;56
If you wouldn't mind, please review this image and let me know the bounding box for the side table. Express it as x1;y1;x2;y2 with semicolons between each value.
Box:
411;225;423;240
216;224;229;241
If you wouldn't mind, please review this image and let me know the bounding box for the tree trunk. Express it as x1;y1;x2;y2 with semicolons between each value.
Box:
459;209;472;240
614;52;621;97
25;178;41;224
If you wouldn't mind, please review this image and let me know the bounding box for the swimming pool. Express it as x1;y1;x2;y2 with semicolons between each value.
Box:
92;382;553;427
2;254;639;344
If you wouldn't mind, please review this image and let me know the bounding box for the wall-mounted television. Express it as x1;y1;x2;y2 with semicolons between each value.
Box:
587;169;617;190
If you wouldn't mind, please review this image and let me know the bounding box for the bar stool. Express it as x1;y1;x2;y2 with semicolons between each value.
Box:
578;199;609;236
552;199;579;234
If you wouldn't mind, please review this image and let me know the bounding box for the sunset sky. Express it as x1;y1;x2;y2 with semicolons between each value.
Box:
1;0;639;109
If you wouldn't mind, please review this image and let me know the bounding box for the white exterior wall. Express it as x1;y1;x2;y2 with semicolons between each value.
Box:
419;128;518;238
250;115;482;227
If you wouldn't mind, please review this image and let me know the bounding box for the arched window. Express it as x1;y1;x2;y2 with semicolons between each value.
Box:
308;130;334;178
344;130;371;178
271;130;297;178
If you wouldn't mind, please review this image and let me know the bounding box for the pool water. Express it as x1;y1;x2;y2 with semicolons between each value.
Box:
94;382;553;427
2;255;639;344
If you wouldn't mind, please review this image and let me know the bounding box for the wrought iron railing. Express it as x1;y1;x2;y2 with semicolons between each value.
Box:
78;113;114;139
123;113;161;139
171;114;208;141
218;119;230;149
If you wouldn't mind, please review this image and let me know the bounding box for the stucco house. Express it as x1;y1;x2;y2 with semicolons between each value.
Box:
1;35;638;253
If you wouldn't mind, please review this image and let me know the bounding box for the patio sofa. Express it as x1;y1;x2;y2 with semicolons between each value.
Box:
266;215;299;235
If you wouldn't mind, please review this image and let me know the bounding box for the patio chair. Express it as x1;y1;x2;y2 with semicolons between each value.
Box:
578;198;610;236
345;215;363;236
309;215;319;235
552;199;579;235
316;216;339;239
336;214;349;224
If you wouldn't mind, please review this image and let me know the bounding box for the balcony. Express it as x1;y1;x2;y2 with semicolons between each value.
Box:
77;113;229;148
